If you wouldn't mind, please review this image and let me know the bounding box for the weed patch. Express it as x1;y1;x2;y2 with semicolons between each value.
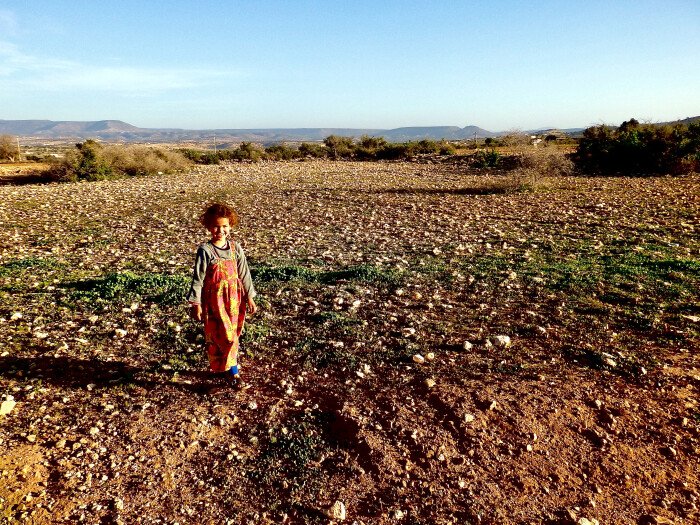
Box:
65;271;189;307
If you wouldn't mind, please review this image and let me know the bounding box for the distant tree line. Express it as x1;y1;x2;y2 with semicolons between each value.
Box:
179;135;457;164
573;118;700;175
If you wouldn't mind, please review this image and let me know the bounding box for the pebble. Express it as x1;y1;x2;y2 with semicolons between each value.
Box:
464;414;475;423
0;400;16;416
248;401;258;410
412;354;425;364
490;335;511;348
425;352;435;361
10;312;22;321
463;341;473;351
328;500;346;521
577;518;599;525
662;446;677;458
424;378;436;388
393;509;405;519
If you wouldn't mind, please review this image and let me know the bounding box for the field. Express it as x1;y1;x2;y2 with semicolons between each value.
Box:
1;161;699;525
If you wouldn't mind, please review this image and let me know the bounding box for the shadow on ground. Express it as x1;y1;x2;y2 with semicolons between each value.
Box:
0;356;214;394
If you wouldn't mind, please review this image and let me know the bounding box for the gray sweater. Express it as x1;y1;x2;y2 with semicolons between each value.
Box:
186;240;257;304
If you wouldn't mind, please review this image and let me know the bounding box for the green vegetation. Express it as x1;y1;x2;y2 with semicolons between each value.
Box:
252;262;402;288
47;140;191;181
65;271;189;307
181;136;457;164
574;118;700;175
472;149;501;168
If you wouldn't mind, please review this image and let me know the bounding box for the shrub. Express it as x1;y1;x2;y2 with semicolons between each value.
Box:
323;135;354;159
0;135;17;162
46;140;191;182
298;142;328;158
472;149;501;169
230;142;264;162
574;119;700;175
265;144;302;161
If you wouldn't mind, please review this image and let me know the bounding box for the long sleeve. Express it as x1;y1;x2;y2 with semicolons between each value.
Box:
186;245;209;304
235;242;257;300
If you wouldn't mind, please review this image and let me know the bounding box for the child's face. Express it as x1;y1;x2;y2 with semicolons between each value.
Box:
208;217;231;243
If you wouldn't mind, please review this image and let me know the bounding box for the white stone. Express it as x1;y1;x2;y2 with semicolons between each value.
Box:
412;354;425;364
490;335;511;347
463;341;473;351
0;400;16;416
328;500;346;521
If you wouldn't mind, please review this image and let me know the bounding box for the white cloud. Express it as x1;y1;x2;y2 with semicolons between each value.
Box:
0;41;238;95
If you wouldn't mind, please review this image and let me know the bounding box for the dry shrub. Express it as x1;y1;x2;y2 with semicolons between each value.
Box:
517;146;574;177
102;145;191;177
44;141;192;182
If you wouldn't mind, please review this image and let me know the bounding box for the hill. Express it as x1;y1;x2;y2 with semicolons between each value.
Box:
0;119;496;143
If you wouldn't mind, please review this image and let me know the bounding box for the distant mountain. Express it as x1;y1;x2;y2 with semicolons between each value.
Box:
0;119;500;143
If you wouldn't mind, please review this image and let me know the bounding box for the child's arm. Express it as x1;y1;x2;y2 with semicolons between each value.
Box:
186;245;208;320
235;243;258;315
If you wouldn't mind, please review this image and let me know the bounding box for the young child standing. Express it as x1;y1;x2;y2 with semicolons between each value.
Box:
187;202;257;390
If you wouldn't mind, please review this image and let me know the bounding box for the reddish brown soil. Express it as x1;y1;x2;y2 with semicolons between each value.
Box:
1;162;699;525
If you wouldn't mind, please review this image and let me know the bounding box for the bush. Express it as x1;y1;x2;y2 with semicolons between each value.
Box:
298;142;328;158
472;149;501;169
46;140;191;182
265;144;303;160
574;119;700;175
0;135;17;162
323;135;355;159
230;142;264;162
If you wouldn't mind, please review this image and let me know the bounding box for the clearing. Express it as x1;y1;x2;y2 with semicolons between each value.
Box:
1;161;699;524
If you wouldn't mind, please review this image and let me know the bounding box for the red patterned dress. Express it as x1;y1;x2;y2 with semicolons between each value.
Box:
187;241;256;374
202;255;247;373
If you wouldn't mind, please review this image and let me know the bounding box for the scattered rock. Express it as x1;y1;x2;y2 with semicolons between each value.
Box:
578;518;599;525
0;399;16;416
490;335;511;348
464;413;475;423
393;509;405;519
425;352;435;361
424;378;436;388
10;312;22;321
412;354;425;364
328;500;346;521
463;341;473;351
661;446;677;458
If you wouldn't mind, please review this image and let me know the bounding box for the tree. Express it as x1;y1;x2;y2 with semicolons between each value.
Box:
0;135;17;162
323;135;354;159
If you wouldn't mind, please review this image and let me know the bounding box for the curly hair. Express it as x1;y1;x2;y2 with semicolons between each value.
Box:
199;202;239;229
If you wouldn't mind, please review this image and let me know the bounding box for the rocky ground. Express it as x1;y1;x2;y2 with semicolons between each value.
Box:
0;161;699;525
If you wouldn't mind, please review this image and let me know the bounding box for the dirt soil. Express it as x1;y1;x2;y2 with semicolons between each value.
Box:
0;161;699;525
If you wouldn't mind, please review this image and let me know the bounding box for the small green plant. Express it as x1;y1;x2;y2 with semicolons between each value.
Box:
472;149;501;168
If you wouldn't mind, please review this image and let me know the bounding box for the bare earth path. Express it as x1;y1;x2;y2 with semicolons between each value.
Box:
1;161;699;524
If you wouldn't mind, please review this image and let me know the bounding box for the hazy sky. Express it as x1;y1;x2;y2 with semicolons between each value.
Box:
1;1;698;131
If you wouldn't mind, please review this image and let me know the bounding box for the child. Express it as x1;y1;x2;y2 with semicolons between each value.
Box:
187;202;257;391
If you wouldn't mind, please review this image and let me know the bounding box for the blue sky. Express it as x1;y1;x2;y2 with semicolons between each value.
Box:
1;1;699;131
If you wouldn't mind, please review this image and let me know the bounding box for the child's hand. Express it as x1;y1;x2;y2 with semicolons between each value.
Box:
247;297;257;316
190;304;202;321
